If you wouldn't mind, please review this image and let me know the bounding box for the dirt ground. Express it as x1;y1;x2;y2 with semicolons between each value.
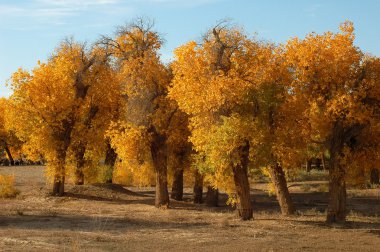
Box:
0;166;379;251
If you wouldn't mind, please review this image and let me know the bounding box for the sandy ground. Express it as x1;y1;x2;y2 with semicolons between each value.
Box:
0;166;379;252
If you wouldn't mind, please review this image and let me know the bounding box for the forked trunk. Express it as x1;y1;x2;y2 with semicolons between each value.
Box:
206;186;219;207
171;168;184;201
232;143;252;220
193;169;203;204
268;164;295;215
151;132;169;208
4;144;14;166
104;142;117;184
326;158;346;223
370;168;379;185
74;144;86;185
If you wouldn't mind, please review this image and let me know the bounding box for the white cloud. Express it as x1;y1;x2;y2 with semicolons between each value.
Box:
0;0;129;30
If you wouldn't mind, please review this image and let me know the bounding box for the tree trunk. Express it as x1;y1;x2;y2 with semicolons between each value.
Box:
268;164;295;215
315;158;321;170
370;168;379;185
104;142;117;184
52;151;66;196
306;159;312;172
232;143;253;220
171;168;184;201
193;169;203;204
206;186;219;207
4;144;14;166
74;144;86;185
51;119;74;196
326;158;346;223
151;132;169;208
321;154;326;171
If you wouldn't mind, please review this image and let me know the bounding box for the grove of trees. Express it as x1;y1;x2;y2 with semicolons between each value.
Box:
1;18;379;223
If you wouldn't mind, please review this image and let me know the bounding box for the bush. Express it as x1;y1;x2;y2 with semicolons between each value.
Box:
300;183;311;192
96;165;114;183
0;174;20;198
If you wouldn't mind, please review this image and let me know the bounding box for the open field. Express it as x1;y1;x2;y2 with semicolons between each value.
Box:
0;166;379;251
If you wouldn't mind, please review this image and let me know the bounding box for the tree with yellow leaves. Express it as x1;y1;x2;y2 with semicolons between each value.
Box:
8;39;111;195
170;22;302;218
284;21;380;223
0;98;22;165
102;18;177;208
170;23;274;220
67;50;121;185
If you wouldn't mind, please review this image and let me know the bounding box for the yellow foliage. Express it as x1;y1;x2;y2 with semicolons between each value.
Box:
0;174;20;198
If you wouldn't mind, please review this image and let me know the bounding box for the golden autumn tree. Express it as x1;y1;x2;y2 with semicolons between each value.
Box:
102;18;176;208
284;21;380;223
8;39;111;195
0;98;22;165
67;47;121;185
170;23;280;220
170;23;302;218
245;46;299;216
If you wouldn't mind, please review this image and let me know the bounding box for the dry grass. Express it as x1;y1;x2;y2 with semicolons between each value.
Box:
0;166;379;251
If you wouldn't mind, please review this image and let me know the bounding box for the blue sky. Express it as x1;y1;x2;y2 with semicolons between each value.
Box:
1;0;380;97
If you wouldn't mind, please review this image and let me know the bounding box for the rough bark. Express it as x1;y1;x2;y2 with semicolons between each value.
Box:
171;168;184;201
326;162;346;223
4;144;14;166
151;132;169;208
206;186;219;207
370;168;379;185
326;122;347;223
232;143;253;220
268;164;295;215
193;169;203;204
104;142;117;184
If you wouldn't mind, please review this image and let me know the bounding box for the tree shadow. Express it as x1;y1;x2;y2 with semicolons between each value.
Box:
63;192;155;206
289;219;380;236
0;214;210;232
